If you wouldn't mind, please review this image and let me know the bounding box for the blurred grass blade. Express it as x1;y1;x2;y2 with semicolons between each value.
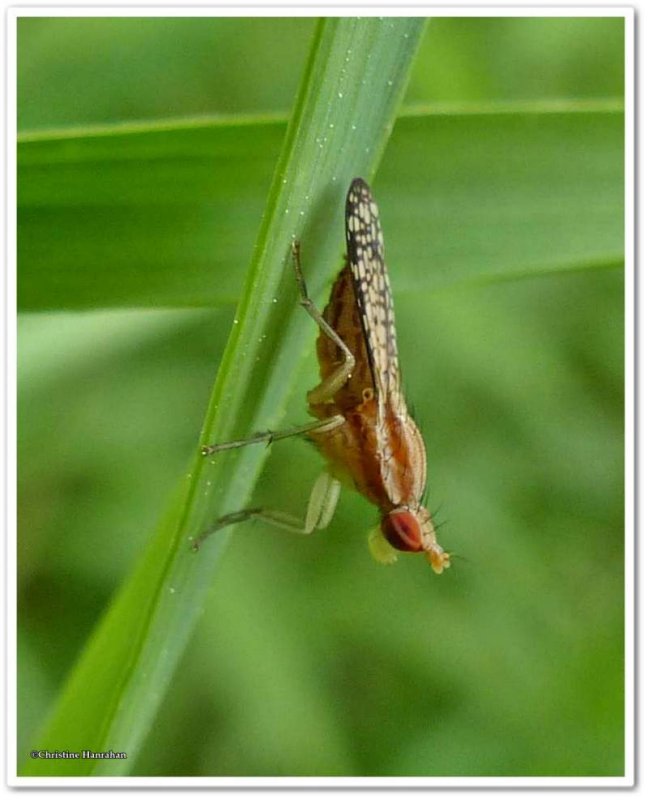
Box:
21;17;426;777
18;101;623;312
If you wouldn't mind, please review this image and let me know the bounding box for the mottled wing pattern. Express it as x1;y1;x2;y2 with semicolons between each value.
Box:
345;178;402;401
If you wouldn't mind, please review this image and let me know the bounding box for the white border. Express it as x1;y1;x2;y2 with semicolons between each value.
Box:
6;3;635;790
623;5;636;790
5;0;18;793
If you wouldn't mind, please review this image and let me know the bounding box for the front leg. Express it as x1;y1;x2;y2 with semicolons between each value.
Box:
291;240;356;405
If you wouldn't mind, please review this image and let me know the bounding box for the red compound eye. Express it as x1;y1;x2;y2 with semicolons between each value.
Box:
381;510;424;552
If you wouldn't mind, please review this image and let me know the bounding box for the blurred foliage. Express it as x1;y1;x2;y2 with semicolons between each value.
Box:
18;16;624;129
18;15;625;778
18;108;622;311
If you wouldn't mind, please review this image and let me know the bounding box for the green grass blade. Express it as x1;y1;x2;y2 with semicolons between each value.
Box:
18;100;623;312
21;16;426;777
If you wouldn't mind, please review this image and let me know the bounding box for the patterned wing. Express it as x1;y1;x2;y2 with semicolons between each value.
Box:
345;178;401;400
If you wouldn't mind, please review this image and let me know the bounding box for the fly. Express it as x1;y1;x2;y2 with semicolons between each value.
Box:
195;178;450;573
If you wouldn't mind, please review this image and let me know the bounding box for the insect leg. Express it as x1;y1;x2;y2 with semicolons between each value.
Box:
201;415;343;456
367;526;399;565
291;240;356;405
191;472;341;551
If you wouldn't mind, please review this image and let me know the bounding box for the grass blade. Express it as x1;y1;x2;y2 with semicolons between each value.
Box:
21;17;426;777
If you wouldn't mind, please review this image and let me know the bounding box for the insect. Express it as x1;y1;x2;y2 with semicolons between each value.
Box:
195;178;450;573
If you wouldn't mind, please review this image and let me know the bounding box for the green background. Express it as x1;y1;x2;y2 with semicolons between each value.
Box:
18;17;625;777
